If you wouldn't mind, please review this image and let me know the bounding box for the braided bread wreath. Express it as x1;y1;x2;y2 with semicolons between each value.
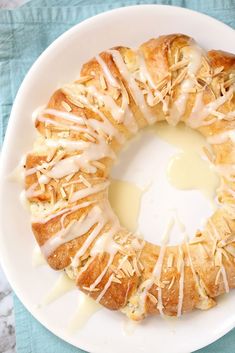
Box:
24;34;235;320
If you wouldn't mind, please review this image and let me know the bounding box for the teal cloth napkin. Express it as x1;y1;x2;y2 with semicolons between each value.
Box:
0;0;235;352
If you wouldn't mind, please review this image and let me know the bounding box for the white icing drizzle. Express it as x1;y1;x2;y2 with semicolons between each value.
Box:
43;108;86;125
95;55;120;88
69;181;109;203
86;85;138;134
88;225;120;290
156;219;174;315
71;221;105;267
208;219;220;241
90;224;119;257
45;138;90;151
32;201;93;224
137;51;156;90
41;205;103;257
76;255;96;281
220;265;229;293
68;292;102;332
208;219;229;293
187;91;205;126
184;240;208;300
64;87;125;144
38;174;50;184
26;138;115;178
188;84;235;128
88;116;124;144
47;139;114;178
25;159;53;177
36;114;96;136
226;111;235;120
206;226;217;254
95;56;139;133
24;39;235;319
177;245;185;317
140;218;174;316
207;130;235;144
90;248;117;291
108;49;157;125
41;272;76;306
169;46;202;126
137;51;168;113
78;233;142;300
37;101;125;147
25;182;43;198
28;99;123;268
32;105;45;123
47;155;89;178
147;89;168;113
19;190;29;209
71;200;119;268
96;255;129;303
124;106;139;134
32;244;46;267
87;85;124;122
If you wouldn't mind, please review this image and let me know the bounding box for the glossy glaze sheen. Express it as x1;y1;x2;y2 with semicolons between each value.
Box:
0;5;235;353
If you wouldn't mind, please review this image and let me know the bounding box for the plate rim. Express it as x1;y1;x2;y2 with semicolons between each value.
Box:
0;4;235;353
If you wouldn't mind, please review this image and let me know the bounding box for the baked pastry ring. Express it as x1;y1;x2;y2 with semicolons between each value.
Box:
24;34;235;320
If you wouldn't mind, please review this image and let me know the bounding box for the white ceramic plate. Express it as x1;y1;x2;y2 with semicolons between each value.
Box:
1;5;235;353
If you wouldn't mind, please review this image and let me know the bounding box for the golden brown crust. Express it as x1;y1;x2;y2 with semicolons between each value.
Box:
24;34;235;320
208;50;235;71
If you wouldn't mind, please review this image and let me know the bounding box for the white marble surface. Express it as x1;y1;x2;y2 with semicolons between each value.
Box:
0;267;15;353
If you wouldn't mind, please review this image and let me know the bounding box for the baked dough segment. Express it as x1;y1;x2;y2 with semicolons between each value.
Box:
24;34;235;320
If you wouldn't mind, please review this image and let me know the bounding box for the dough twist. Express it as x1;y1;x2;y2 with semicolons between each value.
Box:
25;34;235;320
